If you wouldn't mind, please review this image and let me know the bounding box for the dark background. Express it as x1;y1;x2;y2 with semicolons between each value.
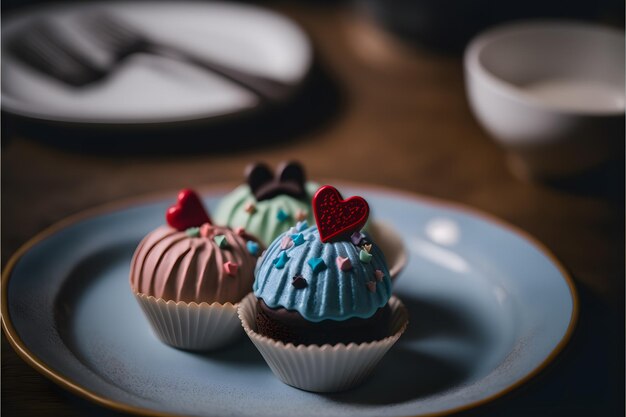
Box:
2;1;624;416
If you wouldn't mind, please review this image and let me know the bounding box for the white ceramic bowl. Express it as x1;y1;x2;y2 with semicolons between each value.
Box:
464;20;625;179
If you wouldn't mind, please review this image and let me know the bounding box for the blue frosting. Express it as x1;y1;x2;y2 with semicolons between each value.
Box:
253;226;391;322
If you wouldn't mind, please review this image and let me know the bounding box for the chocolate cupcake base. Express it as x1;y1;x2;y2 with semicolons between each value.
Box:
255;298;391;345
238;292;409;392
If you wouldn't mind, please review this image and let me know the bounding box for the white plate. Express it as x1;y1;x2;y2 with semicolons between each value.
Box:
1;1;312;124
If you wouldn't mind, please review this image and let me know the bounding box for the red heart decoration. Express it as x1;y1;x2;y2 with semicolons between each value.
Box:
313;185;369;243
166;189;212;231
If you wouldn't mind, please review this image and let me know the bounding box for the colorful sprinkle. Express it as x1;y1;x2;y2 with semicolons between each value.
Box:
280;235;294;250
244;202;257;214
273;252;290;269
276;208;289;222
185;227;200;237
366;281;377;293
359;250;373;263
292;275;307;289
296;220;308;232
200;223;212;238
214;235;229;248
295;209;308;221
351;231;366;246
336;256;352;271
362;243;373;253
308;257;326;273
375;269;385;282
291;233;305;246
247;241;260;256
223;261;239;276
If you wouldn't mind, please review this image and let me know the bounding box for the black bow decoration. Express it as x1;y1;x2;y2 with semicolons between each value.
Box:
245;161;307;201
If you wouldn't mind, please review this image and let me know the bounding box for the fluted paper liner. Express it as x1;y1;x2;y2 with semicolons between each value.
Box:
238;292;409;392
134;293;242;351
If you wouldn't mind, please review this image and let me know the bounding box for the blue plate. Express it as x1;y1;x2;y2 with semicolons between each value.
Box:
2;184;577;417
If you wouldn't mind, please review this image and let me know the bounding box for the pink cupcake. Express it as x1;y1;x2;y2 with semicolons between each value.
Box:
130;189;262;351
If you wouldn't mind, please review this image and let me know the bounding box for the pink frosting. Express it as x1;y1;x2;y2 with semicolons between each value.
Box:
130;224;258;303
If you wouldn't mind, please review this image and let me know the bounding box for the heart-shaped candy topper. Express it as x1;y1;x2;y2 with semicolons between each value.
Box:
313;185;369;243
166;189;212;231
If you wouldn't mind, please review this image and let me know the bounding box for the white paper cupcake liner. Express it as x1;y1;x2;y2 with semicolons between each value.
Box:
238;292;409;392
134;293;243;351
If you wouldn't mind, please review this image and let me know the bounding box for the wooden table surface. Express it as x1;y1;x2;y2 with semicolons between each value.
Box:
2;3;624;416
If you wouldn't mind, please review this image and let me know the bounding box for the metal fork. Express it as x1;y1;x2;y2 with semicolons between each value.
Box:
76;12;293;102
6;20;107;87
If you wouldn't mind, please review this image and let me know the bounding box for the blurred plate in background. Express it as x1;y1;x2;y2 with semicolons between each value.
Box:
1;1;312;125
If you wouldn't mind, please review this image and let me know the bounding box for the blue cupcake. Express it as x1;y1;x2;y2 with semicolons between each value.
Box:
238;185;408;392
253;223;393;344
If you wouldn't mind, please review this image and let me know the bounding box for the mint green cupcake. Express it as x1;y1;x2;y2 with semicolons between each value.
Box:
215;162;318;246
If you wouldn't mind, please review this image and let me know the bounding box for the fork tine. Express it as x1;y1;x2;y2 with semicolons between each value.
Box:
32;22;105;82
31;23;89;69
9;37;61;75
8;20;103;86
17;32;65;70
11;24;79;77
